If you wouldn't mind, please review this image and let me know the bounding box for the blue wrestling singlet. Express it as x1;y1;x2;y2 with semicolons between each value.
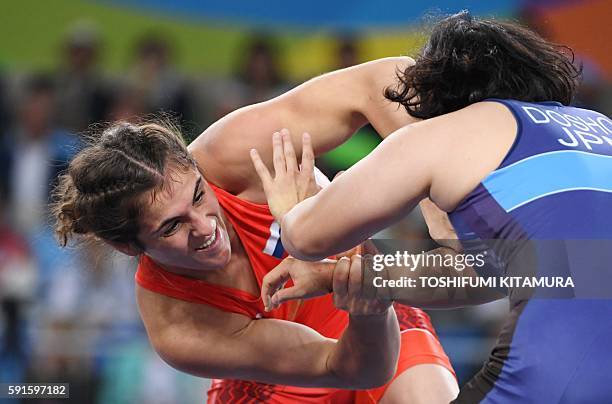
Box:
449;99;612;403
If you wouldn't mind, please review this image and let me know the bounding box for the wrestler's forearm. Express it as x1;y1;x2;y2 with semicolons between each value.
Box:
327;308;400;388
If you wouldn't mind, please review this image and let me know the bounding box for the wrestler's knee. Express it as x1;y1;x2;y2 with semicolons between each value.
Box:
379;364;459;404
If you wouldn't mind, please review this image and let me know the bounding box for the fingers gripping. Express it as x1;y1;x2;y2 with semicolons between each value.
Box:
262;264;291;310
333;257;350;307
347;255;363;298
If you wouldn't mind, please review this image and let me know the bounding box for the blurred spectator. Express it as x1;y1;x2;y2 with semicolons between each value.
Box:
54;21;110;133
27;243;141;404
106;80;146;123
335;35;360;69
0;74;80;235
235;34;288;104
128;32;194;135
0;73;10;139
203;34;289;124
0;198;37;384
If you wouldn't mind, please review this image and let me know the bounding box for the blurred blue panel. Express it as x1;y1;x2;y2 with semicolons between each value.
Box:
98;0;518;30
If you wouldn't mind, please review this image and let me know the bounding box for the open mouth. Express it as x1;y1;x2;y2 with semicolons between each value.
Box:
195;220;218;251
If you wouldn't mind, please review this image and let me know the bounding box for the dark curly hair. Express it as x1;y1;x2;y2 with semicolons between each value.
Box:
385;11;582;119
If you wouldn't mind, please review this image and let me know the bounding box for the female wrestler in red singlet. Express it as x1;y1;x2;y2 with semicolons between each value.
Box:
53;57;457;403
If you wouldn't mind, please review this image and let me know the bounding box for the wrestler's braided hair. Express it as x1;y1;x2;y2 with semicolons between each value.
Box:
52;119;196;249
385;11;582;119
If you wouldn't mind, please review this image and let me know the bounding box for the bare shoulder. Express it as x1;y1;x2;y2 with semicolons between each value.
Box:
396;101;516;148
421;101;517;162
417;101;518;210
188;103;269;154
187;102;281;193
457;100;516;126
413;101;514;131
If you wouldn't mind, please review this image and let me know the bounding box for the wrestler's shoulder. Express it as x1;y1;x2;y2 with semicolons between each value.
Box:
186;116;260;192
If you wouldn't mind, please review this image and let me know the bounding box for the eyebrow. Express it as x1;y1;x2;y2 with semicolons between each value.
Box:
153;176;203;235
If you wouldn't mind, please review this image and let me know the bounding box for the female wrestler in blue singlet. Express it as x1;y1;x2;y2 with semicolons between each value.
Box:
253;11;612;403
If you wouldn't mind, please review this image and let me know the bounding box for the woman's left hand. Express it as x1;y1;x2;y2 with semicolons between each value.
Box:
261;257;334;311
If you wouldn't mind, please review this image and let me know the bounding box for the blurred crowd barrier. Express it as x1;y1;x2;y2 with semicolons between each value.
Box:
0;1;610;403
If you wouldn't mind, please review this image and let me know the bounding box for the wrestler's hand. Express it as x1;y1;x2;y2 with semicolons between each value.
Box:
250;128;320;223
262;257;334;311
420;198;463;253
262;255;391;316
332;254;392;316
262;237;369;312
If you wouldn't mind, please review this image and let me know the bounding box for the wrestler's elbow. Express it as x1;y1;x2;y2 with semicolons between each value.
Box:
331;363;395;390
151;336;192;374
356;365;396;389
281;213;328;261
150;333;215;379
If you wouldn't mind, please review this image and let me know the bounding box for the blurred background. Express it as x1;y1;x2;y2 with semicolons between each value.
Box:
0;0;610;403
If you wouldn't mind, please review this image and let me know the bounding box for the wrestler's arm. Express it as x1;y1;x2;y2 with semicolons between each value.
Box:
263;249;502;311
136;260;400;389
279;102;516;260
190;57;416;195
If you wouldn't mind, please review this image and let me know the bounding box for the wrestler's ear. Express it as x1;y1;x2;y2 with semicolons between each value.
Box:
105;241;141;256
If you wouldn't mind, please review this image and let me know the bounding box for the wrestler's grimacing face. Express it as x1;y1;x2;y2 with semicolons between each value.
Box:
137;167;232;272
